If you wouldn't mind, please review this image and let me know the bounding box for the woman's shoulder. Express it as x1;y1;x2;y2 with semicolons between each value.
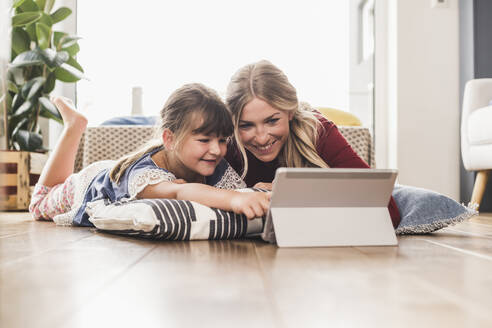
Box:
299;101;337;131
310;110;338;141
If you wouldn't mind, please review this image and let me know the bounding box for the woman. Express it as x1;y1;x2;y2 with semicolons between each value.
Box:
225;60;401;228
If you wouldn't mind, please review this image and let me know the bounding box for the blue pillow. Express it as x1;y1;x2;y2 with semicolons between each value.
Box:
393;184;478;234
101;115;157;126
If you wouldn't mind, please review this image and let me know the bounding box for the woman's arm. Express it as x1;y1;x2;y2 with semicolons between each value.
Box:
137;181;271;219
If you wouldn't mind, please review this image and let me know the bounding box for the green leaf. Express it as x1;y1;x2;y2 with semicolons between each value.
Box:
13;0;27;9
59;36;81;48
8;67;25;85
62;42;79;57
53;31;66;48
65;56;84;72
44;0;55;13
11;94;24;113
39;97;62;123
38;47;55;64
36;22;51;49
10;49;43;67
12;100;33;117
15;130;43;151
53;32;82;50
25;23;37;42
51;7;71;24
37;48;68;67
35;0;46;11
19;0;40;12
55;62;86;82
39;12;53;27
12;12;42;27
7;80;19;94
43;72;56;93
12;27;31;54
21;77;45;100
11;117;29;140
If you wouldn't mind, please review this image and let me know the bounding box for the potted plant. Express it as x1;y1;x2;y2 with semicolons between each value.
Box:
0;0;85;210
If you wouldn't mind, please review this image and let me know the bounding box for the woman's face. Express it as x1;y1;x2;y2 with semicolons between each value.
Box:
238;98;292;162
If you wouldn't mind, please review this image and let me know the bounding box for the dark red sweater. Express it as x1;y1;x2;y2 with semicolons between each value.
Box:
225;116;401;228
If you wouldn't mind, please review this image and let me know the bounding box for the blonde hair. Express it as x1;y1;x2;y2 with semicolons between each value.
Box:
226;60;328;178
110;83;233;183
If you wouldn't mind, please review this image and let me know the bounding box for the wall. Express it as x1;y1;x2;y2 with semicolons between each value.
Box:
459;0;475;205
375;0;460;199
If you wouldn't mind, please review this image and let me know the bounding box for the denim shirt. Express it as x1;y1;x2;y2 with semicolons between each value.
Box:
73;147;239;227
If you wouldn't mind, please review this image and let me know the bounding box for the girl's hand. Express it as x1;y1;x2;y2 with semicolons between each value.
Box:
173;179;187;184
230;192;271;219
253;182;273;191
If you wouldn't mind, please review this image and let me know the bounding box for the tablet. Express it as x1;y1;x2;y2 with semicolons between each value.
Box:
269;168;398;247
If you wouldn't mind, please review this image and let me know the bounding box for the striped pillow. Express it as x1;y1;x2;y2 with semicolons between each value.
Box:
86;196;264;240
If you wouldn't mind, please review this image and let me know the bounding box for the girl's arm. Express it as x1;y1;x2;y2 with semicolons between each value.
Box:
137;181;271;219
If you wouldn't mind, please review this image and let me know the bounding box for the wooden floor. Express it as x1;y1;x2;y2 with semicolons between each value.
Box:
1;212;492;328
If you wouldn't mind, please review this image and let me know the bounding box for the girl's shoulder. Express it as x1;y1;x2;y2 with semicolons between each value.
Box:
126;146;174;181
126;147;177;199
131;146;165;170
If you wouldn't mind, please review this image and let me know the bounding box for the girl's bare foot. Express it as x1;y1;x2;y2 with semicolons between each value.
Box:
50;96;88;133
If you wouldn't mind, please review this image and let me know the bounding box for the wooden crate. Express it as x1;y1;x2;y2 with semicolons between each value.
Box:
0;151;48;210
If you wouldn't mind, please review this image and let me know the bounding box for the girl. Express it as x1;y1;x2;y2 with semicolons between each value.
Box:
225;60;401;228
30;83;270;226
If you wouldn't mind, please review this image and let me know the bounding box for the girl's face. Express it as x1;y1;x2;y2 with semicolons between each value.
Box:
177;133;228;177
238;98;292;162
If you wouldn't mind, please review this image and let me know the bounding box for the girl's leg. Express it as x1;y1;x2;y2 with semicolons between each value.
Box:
37;97;88;187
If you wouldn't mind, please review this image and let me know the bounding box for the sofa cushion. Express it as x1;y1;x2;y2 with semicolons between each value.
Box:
317;107;362;126
101;115;157;126
468;105;492;145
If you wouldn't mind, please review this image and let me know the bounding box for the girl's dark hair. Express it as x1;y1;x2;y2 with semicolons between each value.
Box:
162;83;233;140
110;83;233;183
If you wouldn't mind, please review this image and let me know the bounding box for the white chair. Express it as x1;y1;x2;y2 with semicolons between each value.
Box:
461;78;492;210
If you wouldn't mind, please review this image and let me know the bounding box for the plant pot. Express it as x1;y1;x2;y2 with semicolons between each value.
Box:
0;150;48;210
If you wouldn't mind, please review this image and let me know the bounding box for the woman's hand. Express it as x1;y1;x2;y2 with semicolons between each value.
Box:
253;182;273;191
230;192;271;219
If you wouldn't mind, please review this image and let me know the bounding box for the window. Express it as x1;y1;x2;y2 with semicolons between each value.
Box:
77;1;371;128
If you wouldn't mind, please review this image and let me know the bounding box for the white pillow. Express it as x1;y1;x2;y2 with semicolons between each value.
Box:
86;195;264;240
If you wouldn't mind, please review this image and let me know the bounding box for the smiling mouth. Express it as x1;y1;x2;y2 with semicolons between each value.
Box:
253;140;277;154
200;159;218;164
